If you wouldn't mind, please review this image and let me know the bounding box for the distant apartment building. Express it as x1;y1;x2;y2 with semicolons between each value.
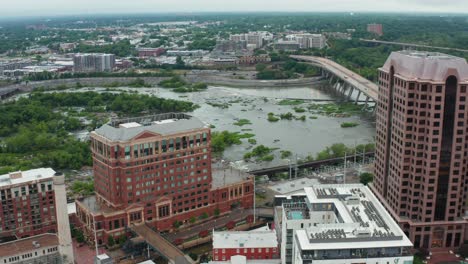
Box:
284;34;326;49
0;169;74;263
214;40;247;53
274;41;300;51
238;55;271;65
73;53;115;72
0;59;32;76
166;50;207;57
0;233;61;264
75;113;254;245
229;32;267;49
137;48;165;58
372;51;468;249
212;225;279;261
59;43;76;52
367;23;383;36
274;184;413;264
213;58;238;66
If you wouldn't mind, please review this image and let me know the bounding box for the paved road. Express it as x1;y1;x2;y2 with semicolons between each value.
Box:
290;55;378;101
131;223;193;264
360;38;468;53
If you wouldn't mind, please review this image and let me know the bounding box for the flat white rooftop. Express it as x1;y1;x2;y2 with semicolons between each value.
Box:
286;184;412;250
268;177;320;195
206;255;281;264
0;168;55;188
213;228;277;249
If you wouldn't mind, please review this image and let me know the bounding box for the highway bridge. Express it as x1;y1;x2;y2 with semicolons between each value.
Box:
248;152;374;176
290;55;378;104
130;223;194;264
360;38;468;53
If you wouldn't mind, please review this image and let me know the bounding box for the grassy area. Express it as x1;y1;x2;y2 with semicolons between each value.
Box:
308;103;364;117
293;107;306;113
207;102;230;109
278;99;304;106
244;145;276;162
267;113;280;122
341;122;359;128
248;138;257;145
233;119;252;126
211;131;256;154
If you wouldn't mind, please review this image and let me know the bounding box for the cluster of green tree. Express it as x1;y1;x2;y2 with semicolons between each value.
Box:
74;40;135;57
187;38;216;51
359;172;374;185
159;76;208;93
267;112;306;122
211;131;255;154
243;145;276;162
159;76;187;88
315;143;375;161
255;60;320;80
70;178;95;196
0;91;197;173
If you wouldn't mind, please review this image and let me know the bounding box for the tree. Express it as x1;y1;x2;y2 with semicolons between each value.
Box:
173;220;182;229
214;208;220;217
75;230;85;243
107;236;115;247
360;172;374;185
199;212;209;220
189;216;197;224
176;56;185;67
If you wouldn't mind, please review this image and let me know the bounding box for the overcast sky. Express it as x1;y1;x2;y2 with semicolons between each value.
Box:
1;0;468;16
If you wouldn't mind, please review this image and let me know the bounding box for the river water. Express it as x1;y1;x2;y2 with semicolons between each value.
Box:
84;85;376;170
22;84;375;170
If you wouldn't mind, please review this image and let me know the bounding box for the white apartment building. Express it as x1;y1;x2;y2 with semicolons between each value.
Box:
285;34;326;49
274;184;413;264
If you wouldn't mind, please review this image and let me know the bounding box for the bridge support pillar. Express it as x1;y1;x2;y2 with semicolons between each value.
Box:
355;90;361;104
328;75;335;84
363;96;370;110
347;86;354;101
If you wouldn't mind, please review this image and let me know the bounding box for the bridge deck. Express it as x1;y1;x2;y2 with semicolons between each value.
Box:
290;55;378;101
248;152;374;175
131;223;193;264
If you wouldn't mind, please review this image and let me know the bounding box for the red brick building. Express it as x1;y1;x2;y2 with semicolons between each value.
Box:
367;23;383;36
137;48;165;57
0;169;58;240
75;113;254;245
212;225;279;261
371;51;468;249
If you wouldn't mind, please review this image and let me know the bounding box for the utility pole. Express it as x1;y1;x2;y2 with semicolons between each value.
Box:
253;175;256;224
288;159;292;180
343;152;347;184
294;154;298;179
354;141;357;166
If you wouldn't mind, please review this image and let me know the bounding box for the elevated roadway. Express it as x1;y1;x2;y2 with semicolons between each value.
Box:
131;223;193;264
290;55;378;101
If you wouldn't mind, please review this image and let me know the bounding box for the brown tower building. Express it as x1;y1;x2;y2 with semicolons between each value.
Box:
372;51;468;249
75;113;254;244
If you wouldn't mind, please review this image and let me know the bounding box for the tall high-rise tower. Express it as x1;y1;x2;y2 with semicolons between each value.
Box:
372;51;468;249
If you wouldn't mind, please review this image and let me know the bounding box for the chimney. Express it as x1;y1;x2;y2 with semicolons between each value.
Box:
53;171;75;263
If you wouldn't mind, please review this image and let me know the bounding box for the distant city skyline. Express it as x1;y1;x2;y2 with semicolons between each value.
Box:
1;0;468;17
